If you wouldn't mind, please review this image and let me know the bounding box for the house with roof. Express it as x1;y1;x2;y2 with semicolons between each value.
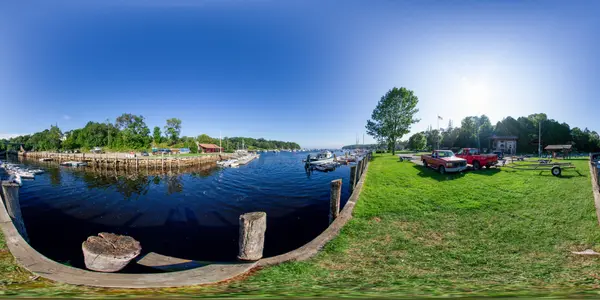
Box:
196;143;223;153
489;135;518;155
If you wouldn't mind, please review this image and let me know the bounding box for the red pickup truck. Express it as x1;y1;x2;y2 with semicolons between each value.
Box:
455;148;498;170
421;150;468;174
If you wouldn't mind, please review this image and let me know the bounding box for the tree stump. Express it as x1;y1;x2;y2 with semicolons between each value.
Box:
82;232;142;272
238;212;267;261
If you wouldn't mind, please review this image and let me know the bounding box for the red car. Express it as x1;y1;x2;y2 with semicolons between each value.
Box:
455;148;498;170
421;150;468;174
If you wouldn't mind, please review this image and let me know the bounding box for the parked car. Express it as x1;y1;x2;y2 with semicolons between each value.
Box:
91;147;103;154
421;150;468;174
153;148;171;155
455;148;498;170
141;151;149;156
492;151;504;159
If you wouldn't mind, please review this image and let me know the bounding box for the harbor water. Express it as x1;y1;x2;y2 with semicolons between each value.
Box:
3;151;352;272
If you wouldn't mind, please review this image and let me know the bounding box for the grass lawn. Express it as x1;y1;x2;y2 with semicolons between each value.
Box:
1;154;599;298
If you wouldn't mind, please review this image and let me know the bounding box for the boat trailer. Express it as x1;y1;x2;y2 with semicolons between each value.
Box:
501;160;578;177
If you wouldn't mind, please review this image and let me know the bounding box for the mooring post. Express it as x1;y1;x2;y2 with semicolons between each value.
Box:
1;181;29;242
357;159;363;179
350;165;357;191
238;212;267;261
330;179;342;224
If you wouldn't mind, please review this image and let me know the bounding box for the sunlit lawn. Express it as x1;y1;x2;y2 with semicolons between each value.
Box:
1;154;599;298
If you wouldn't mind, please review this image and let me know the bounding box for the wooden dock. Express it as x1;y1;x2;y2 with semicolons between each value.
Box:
19;151;234;173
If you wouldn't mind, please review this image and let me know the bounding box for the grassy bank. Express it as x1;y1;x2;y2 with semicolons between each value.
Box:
1;154;600;297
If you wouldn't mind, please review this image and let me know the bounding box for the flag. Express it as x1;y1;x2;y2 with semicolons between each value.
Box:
438;115;443;120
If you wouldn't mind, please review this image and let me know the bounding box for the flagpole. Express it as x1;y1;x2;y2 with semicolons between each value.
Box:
219;131;222;153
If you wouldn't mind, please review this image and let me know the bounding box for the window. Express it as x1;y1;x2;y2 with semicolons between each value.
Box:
437;151;454;158
471;149;479;155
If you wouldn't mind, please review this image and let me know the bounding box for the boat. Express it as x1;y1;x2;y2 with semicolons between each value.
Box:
61;161;87;167
217;159;240;168
314;162;338;172
8;174;22;186
30;169;44;174
17;171;35;179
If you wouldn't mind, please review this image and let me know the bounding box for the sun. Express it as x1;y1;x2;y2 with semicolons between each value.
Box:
461;77;490;113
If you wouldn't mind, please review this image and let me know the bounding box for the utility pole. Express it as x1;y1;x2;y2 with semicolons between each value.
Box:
437;115;440;150
538;121;542;158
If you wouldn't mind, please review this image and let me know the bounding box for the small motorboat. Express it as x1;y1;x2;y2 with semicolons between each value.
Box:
17;171;35;179
61;161;87;167
8;174;22;186
30;169;44;175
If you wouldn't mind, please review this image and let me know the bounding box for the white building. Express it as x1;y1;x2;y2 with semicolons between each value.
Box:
490;135;518;155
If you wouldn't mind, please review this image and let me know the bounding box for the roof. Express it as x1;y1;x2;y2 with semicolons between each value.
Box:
489;135;518;140
544;145;572;150
197;143;223;149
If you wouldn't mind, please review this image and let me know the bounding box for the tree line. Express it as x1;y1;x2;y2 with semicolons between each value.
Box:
0;113;300;153
365;87;599;155
406;113;600;154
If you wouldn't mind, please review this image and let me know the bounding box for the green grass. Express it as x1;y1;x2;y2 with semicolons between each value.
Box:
1;154;599;298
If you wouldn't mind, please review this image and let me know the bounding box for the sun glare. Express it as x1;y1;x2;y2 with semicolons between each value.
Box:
461;77;490;113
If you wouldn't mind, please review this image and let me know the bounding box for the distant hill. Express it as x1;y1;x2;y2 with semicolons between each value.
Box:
342;144;378;150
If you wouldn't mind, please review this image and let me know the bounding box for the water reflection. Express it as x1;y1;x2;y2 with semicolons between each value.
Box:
167;175;183;195
18;157;219;201
47;166;62;186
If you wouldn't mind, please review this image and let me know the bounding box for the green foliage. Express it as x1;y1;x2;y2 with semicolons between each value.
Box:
152;126;162;145
366;87;420;155
180;136;198;153
220;136;299;152
18;125;63;151
425;128;441;150
341;144;378;150
164;118;182;144
427;113;598;154
113;114;151;150
407;132;427;150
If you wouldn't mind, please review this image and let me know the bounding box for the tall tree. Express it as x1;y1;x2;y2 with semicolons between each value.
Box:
425;129;441;150
114;113;151;149
407;132;427;151
165;118;182;144
366;87;420;155
153;126;162;145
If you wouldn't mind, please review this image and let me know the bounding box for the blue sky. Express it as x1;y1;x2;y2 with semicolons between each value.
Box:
0;0;598;148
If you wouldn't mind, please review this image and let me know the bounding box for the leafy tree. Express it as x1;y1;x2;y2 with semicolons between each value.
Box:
441;120;459;149
165;118;182;144
114;113;151;150
197;134;216;144
153;126;162;145
366;87;420;155
425;128;441;150
407;132;427;151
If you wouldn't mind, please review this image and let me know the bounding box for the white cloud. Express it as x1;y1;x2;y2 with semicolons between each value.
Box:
0;133;28;139
63;115;71;120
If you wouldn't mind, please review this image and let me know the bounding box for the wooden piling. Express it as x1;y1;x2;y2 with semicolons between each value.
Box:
329;179;342;224
350;165;357;191
238;212;267;261
1;181;29;242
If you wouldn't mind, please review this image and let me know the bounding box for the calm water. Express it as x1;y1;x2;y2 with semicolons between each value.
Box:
6;151;352;272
